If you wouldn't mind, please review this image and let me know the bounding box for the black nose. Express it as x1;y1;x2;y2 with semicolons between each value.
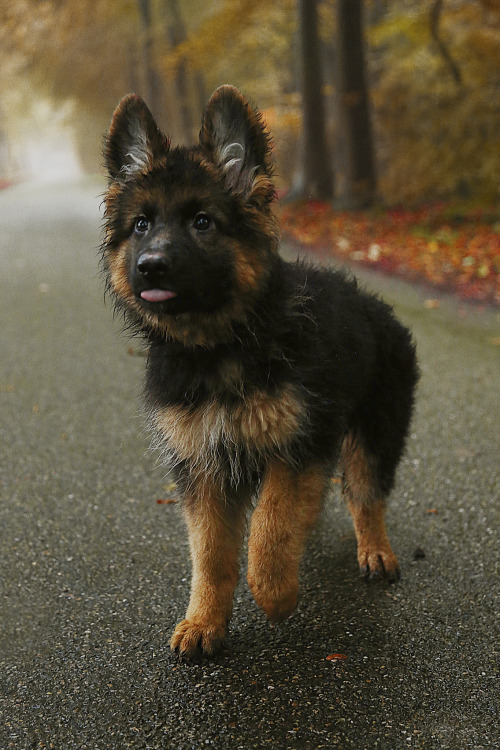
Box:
136;252;169;278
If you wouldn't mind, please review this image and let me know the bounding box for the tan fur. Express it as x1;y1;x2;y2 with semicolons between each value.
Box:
247;460;328;622
341;432;377;504
233;246;263;292
151;384;306;484
341;433;400;578
107;243;136;306
248;172;275;205
346;500;399;578
170;478;248;656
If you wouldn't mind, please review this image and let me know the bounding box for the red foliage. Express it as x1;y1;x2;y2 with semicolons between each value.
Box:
280;201;500;305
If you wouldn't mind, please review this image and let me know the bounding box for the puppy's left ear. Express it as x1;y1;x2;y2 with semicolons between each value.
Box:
200;85;275;205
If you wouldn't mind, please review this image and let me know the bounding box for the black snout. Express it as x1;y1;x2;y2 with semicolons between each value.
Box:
137;252;169;279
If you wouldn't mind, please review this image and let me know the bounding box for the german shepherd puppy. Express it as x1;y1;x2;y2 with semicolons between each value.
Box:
102;85;418;658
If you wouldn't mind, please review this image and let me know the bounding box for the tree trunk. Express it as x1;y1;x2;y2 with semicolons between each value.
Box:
337;0;376;208
193;71;208;127
136;0;164;118
165;0;196;144
298;0;333;200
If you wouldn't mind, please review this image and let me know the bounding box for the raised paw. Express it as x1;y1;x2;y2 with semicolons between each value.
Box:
170;618;227;659
358;545;400;582
248;574;299;623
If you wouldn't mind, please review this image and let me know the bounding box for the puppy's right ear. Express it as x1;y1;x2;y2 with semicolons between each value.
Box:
104;95;169;180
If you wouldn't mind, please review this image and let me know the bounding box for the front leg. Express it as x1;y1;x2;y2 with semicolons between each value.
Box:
247;461;327;623
170;477;247;658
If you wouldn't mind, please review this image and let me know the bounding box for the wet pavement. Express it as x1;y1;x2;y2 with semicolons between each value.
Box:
0;180;498;748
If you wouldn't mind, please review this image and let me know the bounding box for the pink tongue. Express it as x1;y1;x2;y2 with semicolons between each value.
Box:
140;289;177;302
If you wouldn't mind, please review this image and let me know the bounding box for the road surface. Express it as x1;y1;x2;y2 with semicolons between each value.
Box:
0;180;498;748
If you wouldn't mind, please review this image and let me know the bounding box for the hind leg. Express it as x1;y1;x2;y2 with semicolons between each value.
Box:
341;433;400;581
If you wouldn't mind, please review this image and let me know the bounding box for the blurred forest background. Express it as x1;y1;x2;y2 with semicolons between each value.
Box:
1;0;499;301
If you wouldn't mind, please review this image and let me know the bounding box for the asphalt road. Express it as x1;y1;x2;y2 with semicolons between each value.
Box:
0;179;498;749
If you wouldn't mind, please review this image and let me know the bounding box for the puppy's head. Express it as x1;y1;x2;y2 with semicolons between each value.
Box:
102;86;278;346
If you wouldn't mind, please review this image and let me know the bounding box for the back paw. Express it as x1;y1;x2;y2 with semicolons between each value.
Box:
345;491;401;583
357;542;400;582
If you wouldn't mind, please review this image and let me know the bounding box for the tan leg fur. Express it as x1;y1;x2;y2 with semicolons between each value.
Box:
247;460;327;623
170;478;247;657
342;433;400;580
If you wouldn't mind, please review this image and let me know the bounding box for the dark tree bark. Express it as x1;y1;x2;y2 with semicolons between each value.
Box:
165;0;196;143
136;0;164;117
430;0;463;86
337;0;376;208
193;70;207;125
298;0;333;200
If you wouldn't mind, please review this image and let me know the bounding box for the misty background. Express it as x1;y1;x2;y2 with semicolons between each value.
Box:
1;0;499;209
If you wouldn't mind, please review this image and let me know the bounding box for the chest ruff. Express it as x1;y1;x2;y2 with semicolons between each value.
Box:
150;385;306;487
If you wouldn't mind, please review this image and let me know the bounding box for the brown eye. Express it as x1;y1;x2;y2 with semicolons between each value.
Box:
135;216;149;233
193;212;211;232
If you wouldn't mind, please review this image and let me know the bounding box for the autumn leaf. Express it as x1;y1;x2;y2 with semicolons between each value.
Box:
280;200;500;305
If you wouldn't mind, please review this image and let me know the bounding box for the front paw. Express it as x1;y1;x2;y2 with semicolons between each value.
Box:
248;574;298;624
170;618;227;658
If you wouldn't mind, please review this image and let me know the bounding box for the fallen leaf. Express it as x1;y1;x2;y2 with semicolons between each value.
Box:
280;200;500;306
424;299;441;309
326;654;347;661
426;508;439;514
367;243;381;261
163;481;178;492
476;263;490;278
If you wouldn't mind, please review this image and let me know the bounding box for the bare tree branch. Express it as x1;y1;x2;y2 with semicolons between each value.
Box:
430;0;463;86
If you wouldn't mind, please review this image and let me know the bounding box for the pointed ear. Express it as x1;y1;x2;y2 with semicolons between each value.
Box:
199;85;275;204
104;94;169;180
